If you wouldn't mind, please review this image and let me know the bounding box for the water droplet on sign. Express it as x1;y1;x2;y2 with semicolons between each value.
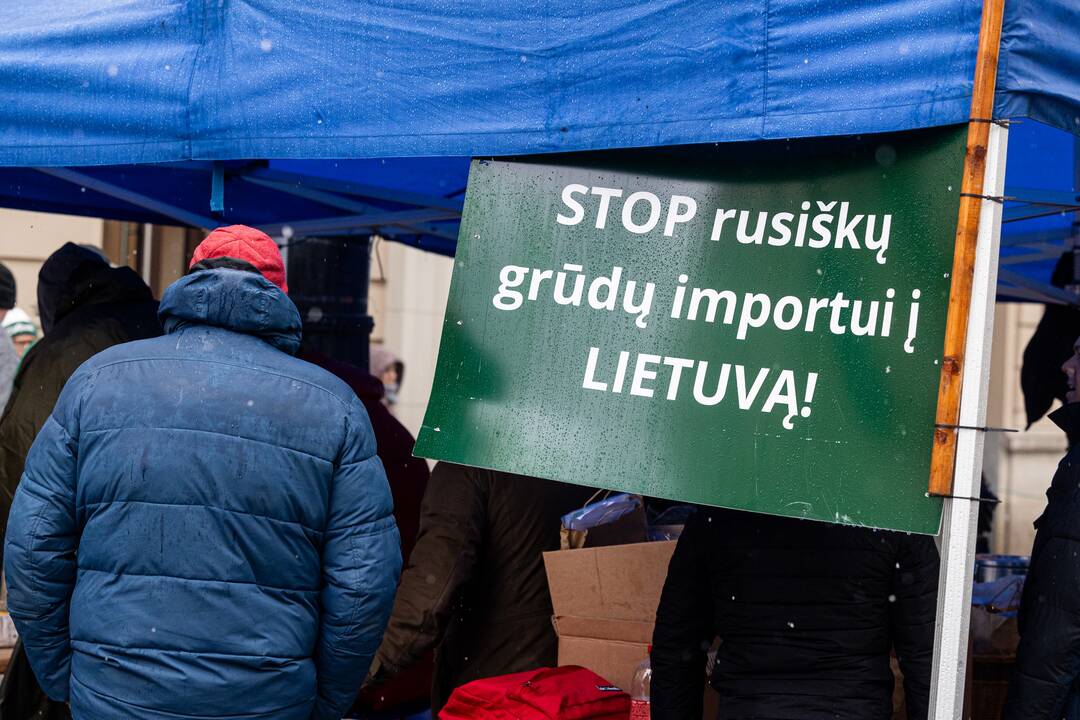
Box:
875;145;897;167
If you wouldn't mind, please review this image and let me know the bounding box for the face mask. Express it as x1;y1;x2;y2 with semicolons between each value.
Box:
384;383;399;405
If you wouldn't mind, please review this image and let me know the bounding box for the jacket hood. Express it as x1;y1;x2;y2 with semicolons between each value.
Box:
159;268;302;355
38;243;153;333
370;347;400;378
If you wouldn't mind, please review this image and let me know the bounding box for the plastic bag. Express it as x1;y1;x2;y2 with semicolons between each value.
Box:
561;493;641;532
560;493;644;550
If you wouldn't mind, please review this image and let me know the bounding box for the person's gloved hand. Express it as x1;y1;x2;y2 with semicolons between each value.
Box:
362;657;388;690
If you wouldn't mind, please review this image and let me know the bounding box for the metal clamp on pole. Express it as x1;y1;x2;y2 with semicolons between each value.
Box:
969;117;1014;128
928;426;1011;500
959;192;1012;203
925;491;1003;503
934;422;1018;433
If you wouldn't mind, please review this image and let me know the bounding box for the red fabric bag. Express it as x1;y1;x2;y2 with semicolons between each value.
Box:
439;666;630;719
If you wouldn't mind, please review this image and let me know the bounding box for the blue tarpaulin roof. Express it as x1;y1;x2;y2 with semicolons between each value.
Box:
999;121;1079;303
0;0;1076;297
0;0;1077;164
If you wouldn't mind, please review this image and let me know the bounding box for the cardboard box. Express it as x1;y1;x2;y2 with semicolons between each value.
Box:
544;540;719;717
544;540;676;691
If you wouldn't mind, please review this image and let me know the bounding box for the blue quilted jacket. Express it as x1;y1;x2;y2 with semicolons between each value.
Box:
4;268;401;720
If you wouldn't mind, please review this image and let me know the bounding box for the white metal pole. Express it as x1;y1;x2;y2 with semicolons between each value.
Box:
928;121;1009;719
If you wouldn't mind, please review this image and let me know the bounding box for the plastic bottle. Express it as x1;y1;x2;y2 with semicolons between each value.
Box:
630;646;651;719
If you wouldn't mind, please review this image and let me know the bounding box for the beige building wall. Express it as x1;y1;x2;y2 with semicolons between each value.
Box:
368;238;455;438
0;209;104;321
985;301;1067;555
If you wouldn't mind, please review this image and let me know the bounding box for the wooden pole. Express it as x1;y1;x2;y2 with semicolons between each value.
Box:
928;121;1007;718
928;0;1007;496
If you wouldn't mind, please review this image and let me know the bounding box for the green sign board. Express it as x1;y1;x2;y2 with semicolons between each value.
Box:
416;126;968;534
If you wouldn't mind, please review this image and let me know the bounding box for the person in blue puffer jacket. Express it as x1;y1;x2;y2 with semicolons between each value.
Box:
3;225;402;720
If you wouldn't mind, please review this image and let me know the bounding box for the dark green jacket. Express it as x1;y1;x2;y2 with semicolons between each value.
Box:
371;463;595;713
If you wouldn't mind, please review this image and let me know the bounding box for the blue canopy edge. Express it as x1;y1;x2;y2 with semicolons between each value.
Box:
0;0;1076;167
995;0;1080;139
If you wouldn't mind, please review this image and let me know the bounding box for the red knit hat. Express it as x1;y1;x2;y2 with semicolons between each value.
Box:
189;225;288;293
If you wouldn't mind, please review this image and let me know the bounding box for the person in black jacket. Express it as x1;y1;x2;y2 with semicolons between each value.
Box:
0;244;162;537
1004;335;1080;720
0;243;161;720
652;507;939;720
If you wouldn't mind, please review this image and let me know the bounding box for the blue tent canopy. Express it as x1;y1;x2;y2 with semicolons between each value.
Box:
1;0;1077;163
999;121;1079;303
0;0;1076;298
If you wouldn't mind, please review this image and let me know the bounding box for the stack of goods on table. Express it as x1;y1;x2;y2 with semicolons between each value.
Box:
962;555;1028;720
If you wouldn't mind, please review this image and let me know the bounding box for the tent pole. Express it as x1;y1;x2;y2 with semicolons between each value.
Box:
240;175;460;240
928;0;1006;496
34;167;218;230
928;122;1008;720
926;0;1007;713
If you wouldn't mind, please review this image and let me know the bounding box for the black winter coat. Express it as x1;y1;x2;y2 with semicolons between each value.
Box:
369;463;596;714
652;507;939;720
0;245;160;720
1004;404;1080;720
0;248;161;543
